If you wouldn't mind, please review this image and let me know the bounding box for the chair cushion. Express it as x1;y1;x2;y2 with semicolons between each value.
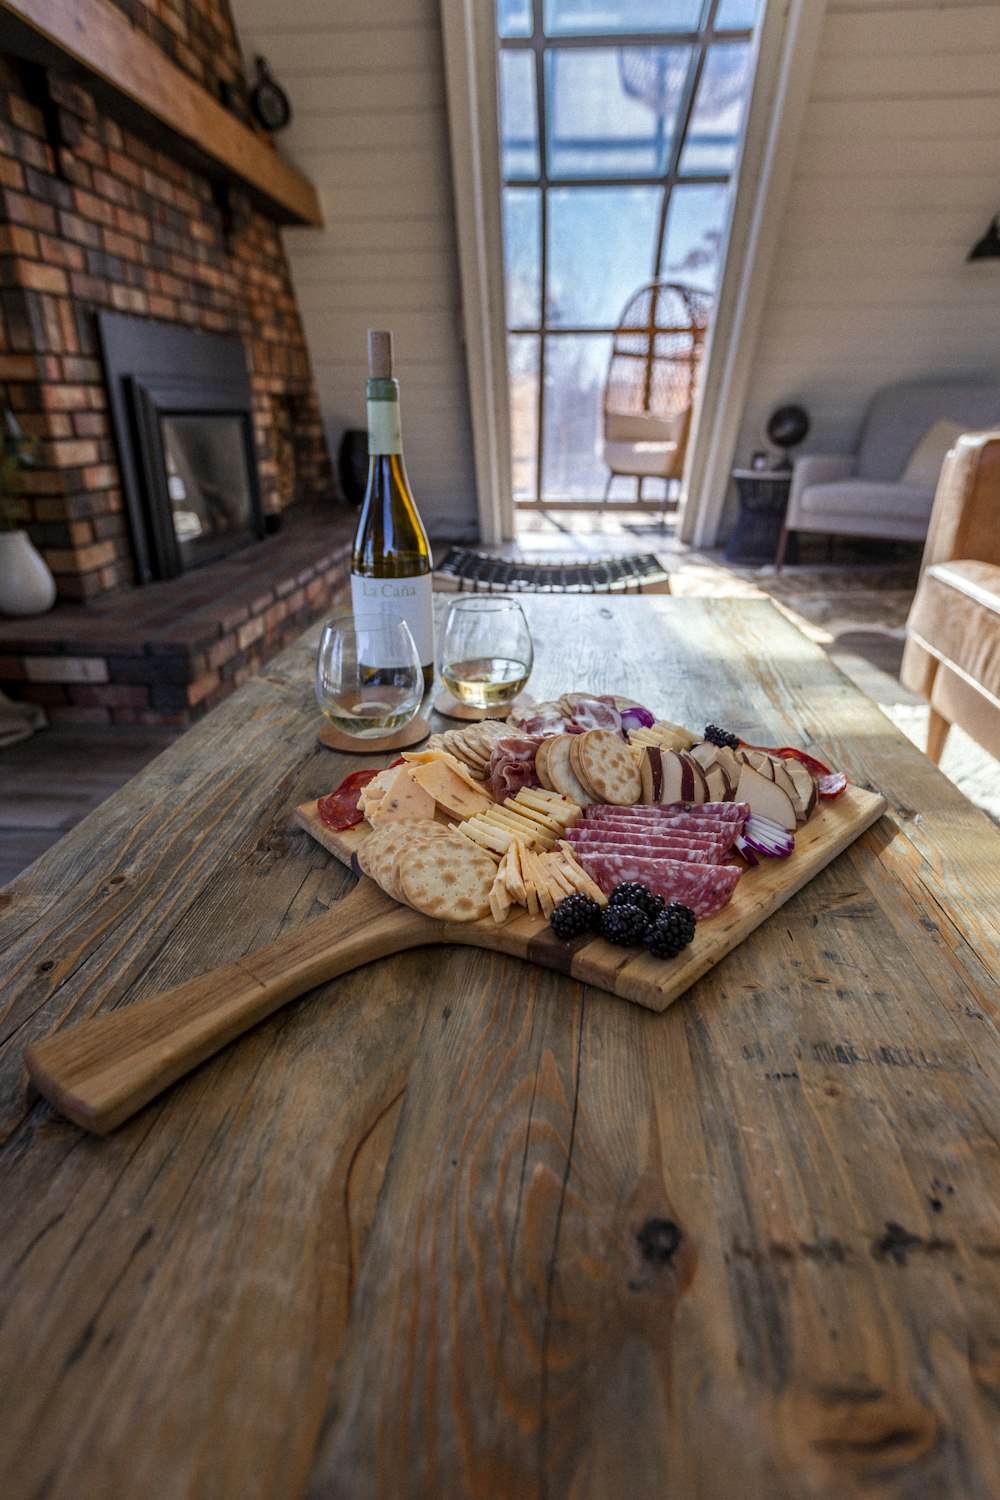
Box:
906;559;1000;704
603;439;680;478
797;479;935;527
899;419;968;485
605;410;686;444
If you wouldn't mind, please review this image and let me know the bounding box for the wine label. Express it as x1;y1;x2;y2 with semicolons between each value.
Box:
367;397;402;455
351;572;433;666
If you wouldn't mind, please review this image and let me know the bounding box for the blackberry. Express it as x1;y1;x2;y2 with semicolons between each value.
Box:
550;893;602;939
704;723;740;750
599;902;650;947
645;902;697;959
608;881;665;923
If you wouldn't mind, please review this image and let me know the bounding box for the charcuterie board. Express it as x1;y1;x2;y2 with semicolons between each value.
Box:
24;781;886;1136
293;781;887;1015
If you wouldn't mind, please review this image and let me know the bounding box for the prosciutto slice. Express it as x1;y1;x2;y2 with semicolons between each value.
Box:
488;735;542;802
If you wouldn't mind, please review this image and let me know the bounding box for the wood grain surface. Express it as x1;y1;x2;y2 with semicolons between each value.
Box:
2;596;1000;1500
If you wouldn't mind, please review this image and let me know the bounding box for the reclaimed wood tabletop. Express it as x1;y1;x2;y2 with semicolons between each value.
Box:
2;594;999;1500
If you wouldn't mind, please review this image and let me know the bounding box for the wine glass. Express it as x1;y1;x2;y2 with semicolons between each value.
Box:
315;613;423;738
439;595;533;710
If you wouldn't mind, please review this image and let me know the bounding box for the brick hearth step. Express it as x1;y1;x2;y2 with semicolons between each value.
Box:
0;507;354;727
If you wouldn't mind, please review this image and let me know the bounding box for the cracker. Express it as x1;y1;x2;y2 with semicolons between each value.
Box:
398;832;496;921
540;734;592;805
533;736;556;791
363;822;449;904
572;729;641;805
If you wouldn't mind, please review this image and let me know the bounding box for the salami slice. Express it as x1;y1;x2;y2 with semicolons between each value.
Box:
574;850;742;917
566;833;729;865
584;800;749;823
317;768;380;830
566;828;734;862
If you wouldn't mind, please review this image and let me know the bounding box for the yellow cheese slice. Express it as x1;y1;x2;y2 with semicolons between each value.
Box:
483;805;554;845
367;766;437;825
410;761;494;820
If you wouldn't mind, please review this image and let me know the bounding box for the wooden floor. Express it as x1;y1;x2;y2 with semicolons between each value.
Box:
3;517;996;886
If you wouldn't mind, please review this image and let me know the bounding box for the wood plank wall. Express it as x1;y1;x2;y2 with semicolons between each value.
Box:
733;0;1000;475
229;0;478;541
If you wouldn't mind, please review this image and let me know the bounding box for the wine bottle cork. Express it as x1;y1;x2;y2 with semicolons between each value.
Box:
367;330;393;380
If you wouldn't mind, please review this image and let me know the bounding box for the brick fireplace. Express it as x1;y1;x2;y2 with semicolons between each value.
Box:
0;0;352;724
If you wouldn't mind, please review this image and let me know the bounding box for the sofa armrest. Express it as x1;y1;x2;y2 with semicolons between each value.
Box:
786;454;857;529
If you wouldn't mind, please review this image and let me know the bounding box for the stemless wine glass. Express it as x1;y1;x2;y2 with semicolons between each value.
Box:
315;613;423;738
439;594;534;710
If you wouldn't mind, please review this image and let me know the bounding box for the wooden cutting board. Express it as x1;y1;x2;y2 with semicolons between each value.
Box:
293;783;887;1014
24;785;885;1135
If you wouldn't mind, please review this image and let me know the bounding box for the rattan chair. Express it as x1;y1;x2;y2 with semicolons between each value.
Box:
601;280;711;502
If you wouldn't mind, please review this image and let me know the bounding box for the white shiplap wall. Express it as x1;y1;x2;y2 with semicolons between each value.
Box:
230;0;478;539
732;0;1000;482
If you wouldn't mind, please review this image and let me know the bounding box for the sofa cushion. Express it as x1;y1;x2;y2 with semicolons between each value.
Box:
906;560;1000;705
856;383;1000;480
899;419;968;485
797;479;935;524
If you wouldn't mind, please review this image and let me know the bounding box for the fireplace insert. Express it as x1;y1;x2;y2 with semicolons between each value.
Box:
99;313;265;583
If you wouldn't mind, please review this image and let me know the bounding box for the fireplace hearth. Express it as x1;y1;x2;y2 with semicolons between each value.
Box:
99;314;265;584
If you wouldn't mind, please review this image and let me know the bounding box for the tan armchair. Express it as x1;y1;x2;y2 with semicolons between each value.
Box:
900;431;1000;763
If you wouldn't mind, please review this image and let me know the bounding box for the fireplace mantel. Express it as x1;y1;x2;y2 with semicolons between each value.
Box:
0;0;322;227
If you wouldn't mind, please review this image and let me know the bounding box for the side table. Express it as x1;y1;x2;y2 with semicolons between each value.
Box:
724;469;798;566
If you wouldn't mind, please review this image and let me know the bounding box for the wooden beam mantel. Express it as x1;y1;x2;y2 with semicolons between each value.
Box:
0;0;323;227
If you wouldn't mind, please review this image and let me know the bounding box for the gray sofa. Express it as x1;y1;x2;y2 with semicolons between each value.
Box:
778;381;1000;565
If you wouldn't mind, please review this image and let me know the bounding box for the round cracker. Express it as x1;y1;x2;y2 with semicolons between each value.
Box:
398;832;495;921
573;728;641;805
533;735;556;791
542;734;593;805
362;822;449;903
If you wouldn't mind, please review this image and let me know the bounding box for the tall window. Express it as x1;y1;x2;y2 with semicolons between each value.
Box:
496;0;760;509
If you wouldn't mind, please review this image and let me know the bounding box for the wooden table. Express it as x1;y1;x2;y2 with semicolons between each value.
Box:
3;596;1000;1500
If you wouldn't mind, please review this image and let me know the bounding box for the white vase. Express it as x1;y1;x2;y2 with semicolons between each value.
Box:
0;529;57;616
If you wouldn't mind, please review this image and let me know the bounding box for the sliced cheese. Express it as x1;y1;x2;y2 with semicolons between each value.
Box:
459;818;517;854
410;761;494;820
367;766;437;826
483;806;554;846
403;748;492;796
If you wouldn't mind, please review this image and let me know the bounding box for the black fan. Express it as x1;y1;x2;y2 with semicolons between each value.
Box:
766;405;810;468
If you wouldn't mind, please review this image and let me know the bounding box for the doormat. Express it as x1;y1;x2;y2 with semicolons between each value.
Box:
434;548;670;594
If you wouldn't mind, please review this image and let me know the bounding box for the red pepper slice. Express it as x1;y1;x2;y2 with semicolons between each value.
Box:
317;768;380;830
740;742;848;798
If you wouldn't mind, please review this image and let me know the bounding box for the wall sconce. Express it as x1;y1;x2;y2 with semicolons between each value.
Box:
967;217;1000;262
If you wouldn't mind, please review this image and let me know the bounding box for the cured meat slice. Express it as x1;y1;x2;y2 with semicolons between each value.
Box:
565;695;623;734
317;768;380;830
566;828;734;861
565;832;729;865
580;813;748;839
488;735;542;803
584;800;749;822
573;850;742;917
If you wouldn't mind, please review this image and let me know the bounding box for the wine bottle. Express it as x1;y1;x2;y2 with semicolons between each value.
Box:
350;330;434;691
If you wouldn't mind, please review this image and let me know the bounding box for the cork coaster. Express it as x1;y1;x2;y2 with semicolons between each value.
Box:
432;690;532;722
317;716;432;753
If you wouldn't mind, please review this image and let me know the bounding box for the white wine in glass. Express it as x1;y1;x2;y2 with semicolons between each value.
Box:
316;614;423;738
439;596;533;710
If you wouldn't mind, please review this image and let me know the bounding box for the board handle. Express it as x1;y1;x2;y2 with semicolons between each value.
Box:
24;885;438;1136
